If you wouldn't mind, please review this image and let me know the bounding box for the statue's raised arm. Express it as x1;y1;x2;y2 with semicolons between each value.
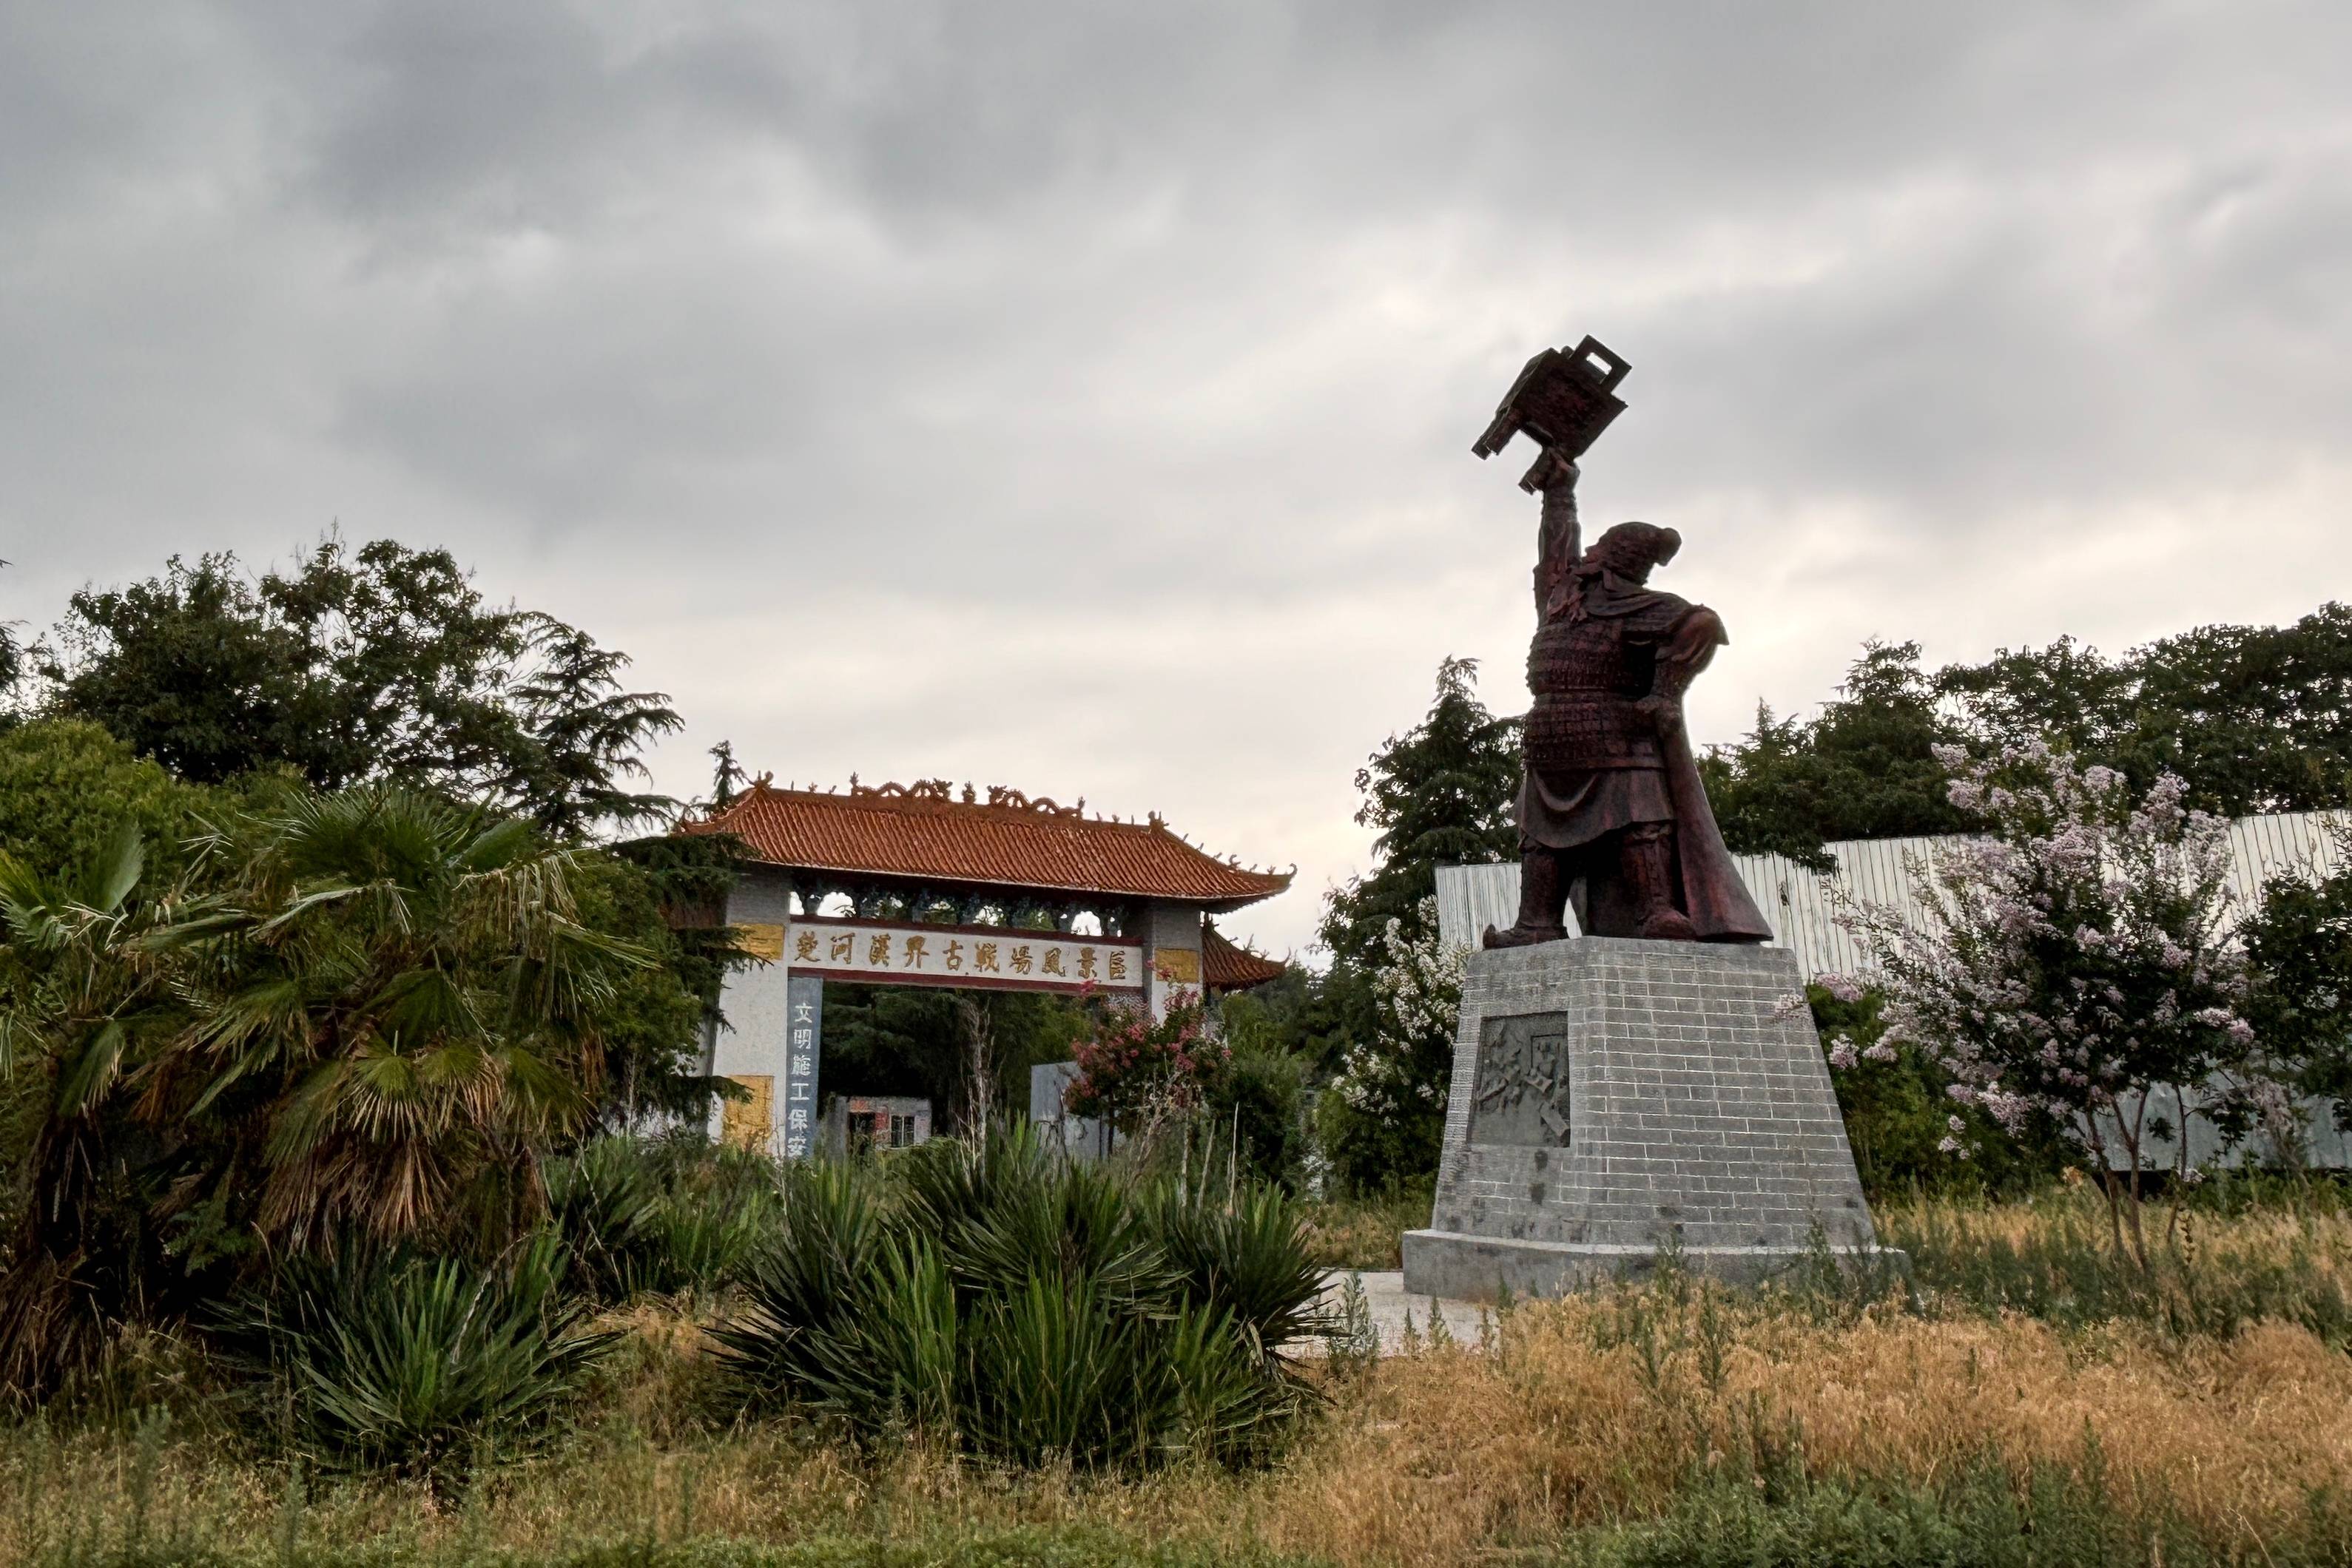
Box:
1527;450;1580;621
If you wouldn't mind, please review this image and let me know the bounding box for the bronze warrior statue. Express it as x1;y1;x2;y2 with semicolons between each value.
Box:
1480;448;1774;949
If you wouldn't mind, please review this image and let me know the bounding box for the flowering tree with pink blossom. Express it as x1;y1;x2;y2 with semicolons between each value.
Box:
1835;741;2261;1266
1061;979;1226;1139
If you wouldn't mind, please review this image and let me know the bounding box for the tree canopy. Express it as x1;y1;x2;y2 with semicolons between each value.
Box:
1702;641;1973;871
1318;655;1518;971
1705;604;2352;868
39;538;680;838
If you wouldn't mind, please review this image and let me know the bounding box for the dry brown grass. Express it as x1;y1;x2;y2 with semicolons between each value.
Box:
10;1197;2352;1564
1295;1187;1432;1271
1254;1288;2352;1563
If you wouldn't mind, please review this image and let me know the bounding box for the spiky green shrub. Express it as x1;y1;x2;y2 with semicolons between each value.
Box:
220;1232;615;1475
548;1135;780;1302
712;1126;1327;1470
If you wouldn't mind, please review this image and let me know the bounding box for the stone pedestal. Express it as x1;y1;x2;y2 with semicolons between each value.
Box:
1402;936;1885;1300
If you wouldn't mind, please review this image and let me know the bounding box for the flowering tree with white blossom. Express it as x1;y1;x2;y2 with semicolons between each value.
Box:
1834;741;2261;1266
1321;896;1466;1188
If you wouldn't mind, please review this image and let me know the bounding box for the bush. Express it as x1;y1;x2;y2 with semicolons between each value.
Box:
1062;986;1222;1137
712;1126;1327;1469
218;1231;616;1476
548;1135;780;1303
1198;1038;1307;1189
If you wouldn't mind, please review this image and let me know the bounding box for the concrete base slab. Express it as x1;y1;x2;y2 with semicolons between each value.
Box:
1402;1227;1901;1300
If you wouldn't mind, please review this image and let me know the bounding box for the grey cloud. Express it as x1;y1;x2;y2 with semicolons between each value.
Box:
4;0;2351;956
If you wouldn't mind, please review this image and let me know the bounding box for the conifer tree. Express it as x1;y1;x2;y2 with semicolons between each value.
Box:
1318;656;1519;973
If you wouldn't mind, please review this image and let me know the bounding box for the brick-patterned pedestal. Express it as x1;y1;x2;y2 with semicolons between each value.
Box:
1401;937;1887;1300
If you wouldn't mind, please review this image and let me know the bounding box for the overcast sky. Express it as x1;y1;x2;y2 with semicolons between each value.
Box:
5;1;2349;959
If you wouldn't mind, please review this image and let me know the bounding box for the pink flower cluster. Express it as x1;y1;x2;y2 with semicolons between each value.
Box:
1062;984;1227;1131
1834;740;2260;1171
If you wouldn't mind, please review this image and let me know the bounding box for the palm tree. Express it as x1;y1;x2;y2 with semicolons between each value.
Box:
156;787;646;1251
0;823;189;1396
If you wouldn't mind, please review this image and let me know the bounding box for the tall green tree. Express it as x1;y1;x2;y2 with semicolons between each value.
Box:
1941;604;2352;818
43;539;681;838
44;543;525;789
500;619;683;838
1318;656;1518;971
1703;641;1975;871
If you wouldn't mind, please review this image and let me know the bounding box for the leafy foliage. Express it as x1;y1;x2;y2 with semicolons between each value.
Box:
1318;896;1461;1195
1943;604;2352;819
497;621;683;838
1306;658;1509;1194
1702;641;1975;871
566;851;728;1126
2240;836;2352;1129
1063;986;1221;1136
41;541;678;838
218;1231;614;1476
1318;656;1517;972
0;720;235;893
0;822;198;1398
1708;606;2352;867
546;1135;780;1302
0;788;660;1399
1194;1011;1308;1187
823;982;1088;1134
1807;981;2069;1202
147;788;642;1250
43;544;524;791
713;1126;1326;1469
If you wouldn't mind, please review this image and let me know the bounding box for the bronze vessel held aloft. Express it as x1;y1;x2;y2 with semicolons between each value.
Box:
1472;335;1630;489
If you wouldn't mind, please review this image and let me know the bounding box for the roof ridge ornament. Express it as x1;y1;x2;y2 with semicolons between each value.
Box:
982;785;1085;819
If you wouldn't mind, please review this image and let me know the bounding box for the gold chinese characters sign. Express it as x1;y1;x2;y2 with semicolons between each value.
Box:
1153;947;1202;984
734;923;787;962
781;918;1145;994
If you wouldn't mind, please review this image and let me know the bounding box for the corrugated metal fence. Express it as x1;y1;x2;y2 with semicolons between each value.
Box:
1436;811;2351;976
1434;812;2352;1170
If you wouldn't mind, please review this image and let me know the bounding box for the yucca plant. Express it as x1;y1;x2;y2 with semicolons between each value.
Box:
548;1134;781;1302
715;1125;1329;1470
544;1135;664;1300
220;1231;614;1476
1154;1181;1335;1365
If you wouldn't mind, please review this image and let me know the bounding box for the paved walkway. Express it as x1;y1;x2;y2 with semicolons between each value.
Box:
1313;1268;1487;1356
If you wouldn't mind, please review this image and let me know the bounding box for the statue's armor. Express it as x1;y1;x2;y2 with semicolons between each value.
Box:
1524;614;1664;771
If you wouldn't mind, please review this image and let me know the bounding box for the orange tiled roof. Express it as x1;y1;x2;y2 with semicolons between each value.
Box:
1202;922;1287;991
682;780;1292;909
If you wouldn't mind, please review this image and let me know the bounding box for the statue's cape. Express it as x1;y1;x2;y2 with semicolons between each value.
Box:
1661;724;1776;942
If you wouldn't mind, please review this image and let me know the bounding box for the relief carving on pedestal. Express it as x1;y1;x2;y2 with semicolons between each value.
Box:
1469;1013;1571;1147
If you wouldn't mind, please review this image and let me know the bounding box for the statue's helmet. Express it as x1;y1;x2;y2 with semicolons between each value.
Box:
1592;521;1682;576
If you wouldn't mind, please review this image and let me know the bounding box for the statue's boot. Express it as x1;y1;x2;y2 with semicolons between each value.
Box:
1623;825;1699;942
1483;850;1568;949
